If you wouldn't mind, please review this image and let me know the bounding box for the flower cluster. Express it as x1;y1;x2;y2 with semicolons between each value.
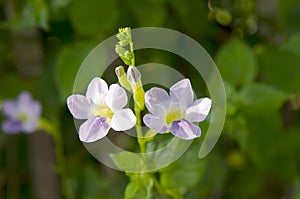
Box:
115;27;134;66
66;27;212;143
67;76;211;142
1;91;42;134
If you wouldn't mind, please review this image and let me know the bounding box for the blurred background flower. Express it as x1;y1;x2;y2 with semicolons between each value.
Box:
1;91;41;134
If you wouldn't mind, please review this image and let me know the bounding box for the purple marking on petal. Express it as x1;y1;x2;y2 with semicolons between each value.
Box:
105;84;127;111
170;119;201;140
143;114;167;133
185;97;212;122
86;78;108;105
170;79;194;109
78;116;110;143
144;87;170;116
67;94;91;119
2;120;22;134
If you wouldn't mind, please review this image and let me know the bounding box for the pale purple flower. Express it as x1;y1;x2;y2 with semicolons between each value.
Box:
143;79;211;140
1;91;42;134
67;77;136;143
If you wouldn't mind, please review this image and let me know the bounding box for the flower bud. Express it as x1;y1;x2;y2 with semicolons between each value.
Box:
127;66;141;86
115;45;126;56
115;66;131;91
127;66;145;109
124;51;133;60
118;40;129;46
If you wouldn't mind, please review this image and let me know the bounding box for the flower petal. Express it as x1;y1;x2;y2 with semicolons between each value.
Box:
170;79;194;108
2;100;17;118
1;119;22;134
23;120;38;133
67;95;91;119
78;116;110;143
17;91;33;107
170;119;201;140
110;108;136;131
143;114;167;133
105;84;127;111
185;98;212;122
30;101;42;118
145;87;170;116
86;77;108;105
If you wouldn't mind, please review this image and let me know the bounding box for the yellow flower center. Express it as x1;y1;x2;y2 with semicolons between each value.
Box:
18;113;28;123
93;104;113;119
165;109;181;126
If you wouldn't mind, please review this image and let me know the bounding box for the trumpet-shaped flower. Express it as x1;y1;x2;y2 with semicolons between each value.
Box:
67;77;136;143
1;91;42;134
143;79;211;140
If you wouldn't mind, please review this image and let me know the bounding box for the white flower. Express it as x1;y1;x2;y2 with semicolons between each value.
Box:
67;77;136;143
143;79;211;140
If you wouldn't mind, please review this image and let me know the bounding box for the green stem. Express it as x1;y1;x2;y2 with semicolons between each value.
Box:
129;41;135;66
129;38;145;153
152;176;164;195
134;104;145;153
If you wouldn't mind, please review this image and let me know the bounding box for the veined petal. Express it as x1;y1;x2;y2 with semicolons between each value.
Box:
67;95;91;119
185;98;212;122
170;119;201;140
105;84;127;111
2;100;17;118
170;79;194;109
86;77;108;105
110;108;136;131
79;116;110;143
143;114;167;133
1;119;22;134
145;87;170;116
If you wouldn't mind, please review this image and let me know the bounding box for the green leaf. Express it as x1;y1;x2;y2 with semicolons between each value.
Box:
109;151;144;172
55;41;94;103
282;31;300;56
5;0;50;30
69;0;119;36
29;0;50;30
124;174;153;199
257;47;300;93
124;180;139;199
279;0;300;34
244;113;298;182
215;38;257;88
238;83;287;113
127;0;165;27
160;146;206;195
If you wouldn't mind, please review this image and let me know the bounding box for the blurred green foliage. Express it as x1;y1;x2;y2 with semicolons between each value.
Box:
0;0;300;198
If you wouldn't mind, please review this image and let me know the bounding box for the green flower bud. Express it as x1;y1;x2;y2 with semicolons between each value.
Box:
115;66;131;91
115;45;126;56
116;33;127;42
124;51;133;60
116;27;132;47
118;40;129;46
127;66;145;109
